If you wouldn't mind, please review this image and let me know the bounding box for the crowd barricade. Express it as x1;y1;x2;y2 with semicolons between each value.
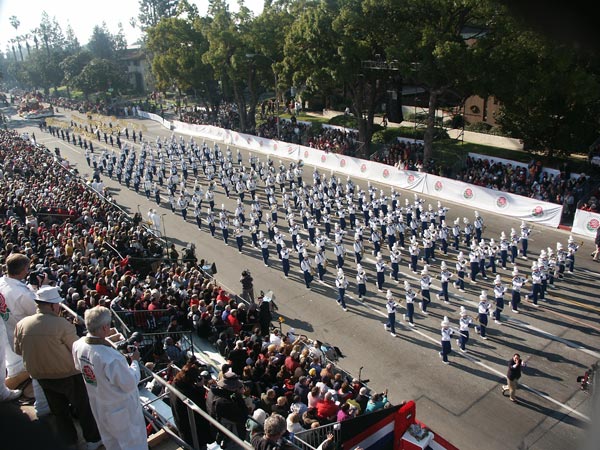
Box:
294;422;340;450
572;209;600;239
422;173;564;228
112;309;174;332
138;109;565;228
146;368;255;450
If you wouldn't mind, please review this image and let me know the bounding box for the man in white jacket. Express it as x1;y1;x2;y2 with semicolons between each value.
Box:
73;306;147;450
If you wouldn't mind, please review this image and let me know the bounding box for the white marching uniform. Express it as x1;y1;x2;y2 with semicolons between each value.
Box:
72;337;147;450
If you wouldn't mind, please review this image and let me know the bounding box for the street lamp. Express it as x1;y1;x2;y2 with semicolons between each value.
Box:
246;53;280;140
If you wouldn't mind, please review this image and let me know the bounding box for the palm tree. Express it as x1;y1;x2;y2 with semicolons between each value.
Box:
9;16;24;61
9;16;20;32
9;39;18;61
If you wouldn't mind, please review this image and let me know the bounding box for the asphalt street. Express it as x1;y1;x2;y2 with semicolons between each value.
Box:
7;108;600;450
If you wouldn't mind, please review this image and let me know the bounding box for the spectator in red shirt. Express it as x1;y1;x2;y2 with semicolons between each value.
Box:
95;277;111;298
216;288;230;303
227;309;242;335
284;350;300;374
316;391;339;423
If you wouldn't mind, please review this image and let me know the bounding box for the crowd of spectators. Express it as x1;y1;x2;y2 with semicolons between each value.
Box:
455;155;589;210
0;129;168;313
370;141;434;176
371;141;425;168
48;97;121;117
256;117;310;144
180;104;240;131
256;117;361;156
307;127;360;156
0;129;384;449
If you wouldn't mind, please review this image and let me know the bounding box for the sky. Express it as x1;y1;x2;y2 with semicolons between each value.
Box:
0;0;264;52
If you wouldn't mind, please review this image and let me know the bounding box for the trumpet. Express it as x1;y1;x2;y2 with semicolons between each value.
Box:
324;259;329;269
462;314;475;323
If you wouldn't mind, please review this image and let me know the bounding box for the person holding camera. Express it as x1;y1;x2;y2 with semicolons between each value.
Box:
365;390;389;413
502;353;526;403
0;253;50;412
0;254;38;371
240;270;255;303
72;306;147;450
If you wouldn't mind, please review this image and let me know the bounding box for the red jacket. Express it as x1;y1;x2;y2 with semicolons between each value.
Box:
316;398;339;420
227;314;242;334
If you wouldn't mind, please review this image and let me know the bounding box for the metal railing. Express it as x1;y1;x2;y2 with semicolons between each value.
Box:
112;308;175;332
110;307;131;336
144;368;253;450
59;300;244;450
294;422;340;450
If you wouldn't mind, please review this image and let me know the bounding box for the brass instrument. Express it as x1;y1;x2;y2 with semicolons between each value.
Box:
324;259;329;269
310;266;316;276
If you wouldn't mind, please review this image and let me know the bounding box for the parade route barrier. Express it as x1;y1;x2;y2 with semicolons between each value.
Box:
572;209;600;239
138;111;564;228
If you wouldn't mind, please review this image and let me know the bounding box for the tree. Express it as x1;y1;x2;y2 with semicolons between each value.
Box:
282;0;396;151
138;0;180;30
331;0;402;152
384;0;494;163
146;14;214;113
202;0;257;132
9;16;24;61
282;1;340;111
9;16;20;32
24;48;65;95
114;23;129;54
475;12;600;157
87;24;117;60
64;24;81;53
245;0;295;118
73;58;127;99
60;51;93;97
34;12;66;54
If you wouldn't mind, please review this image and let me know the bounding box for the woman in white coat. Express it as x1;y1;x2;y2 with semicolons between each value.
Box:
73;306;147;450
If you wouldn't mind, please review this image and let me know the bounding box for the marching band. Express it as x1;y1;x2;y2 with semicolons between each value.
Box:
85;133;586;365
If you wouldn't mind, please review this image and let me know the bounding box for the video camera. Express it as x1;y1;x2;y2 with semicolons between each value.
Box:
28;267;58;285
116;331;144;353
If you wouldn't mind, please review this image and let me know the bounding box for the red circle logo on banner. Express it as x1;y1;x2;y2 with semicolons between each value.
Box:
463;188;474;199
496;196;508;208
321;155;327;163
340;159;346;167
304;150;309;158
361;164;367;172
587;218;599;232
273;143;278;151
383;169;390;178
532;205;544;217
408;174;415;183
434;180;442;191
